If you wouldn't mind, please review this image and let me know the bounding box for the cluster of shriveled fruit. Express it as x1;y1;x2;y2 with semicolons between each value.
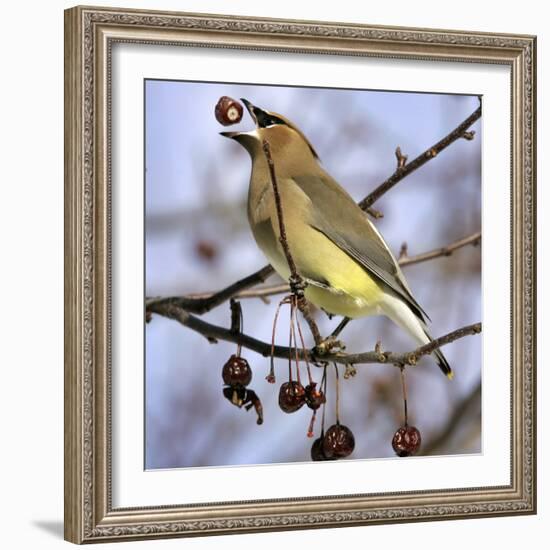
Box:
267;296;356;460
276;359;355;461
219;299;422;460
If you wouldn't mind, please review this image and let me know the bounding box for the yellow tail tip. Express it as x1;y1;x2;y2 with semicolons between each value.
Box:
447;371;455;380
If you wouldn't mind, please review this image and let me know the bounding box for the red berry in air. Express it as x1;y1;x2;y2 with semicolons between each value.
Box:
392;425;421;457
322;424;355;459
278;381;306;413
304;382;326;410
215;96;243;126
222;355;252;387
311;436;337;461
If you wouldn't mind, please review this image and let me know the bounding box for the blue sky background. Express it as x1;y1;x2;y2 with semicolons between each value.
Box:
145;80;481;469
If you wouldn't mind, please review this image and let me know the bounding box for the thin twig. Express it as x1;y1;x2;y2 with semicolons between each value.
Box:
399;231;481;267
145;265;274;314
262;139;323;346
366;206;384;219
395;146;408;169
358;104;482;210
401;322;482;364
148;231;482;306
262;140;299;278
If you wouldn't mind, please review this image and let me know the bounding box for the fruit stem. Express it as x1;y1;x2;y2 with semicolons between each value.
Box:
294;300;313;384
320;366;328;434
288;300;294;381
268;296;289;383
230;299;243;357
290;297;301;384
400;366;408;425
238;303;244;357
334;363;340;425
307;409;316;438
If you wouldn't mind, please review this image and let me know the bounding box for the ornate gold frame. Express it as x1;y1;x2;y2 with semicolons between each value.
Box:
64;5;536;544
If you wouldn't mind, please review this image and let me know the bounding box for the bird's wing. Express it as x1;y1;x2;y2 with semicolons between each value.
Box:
293;173;430;322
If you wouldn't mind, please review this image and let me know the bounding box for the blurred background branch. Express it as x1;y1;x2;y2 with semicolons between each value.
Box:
422;380;482;455
147;230;481;305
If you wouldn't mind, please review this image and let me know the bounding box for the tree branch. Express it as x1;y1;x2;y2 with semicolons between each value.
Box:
261;139;323;346
398;231;481;267
148;298;481;368
145;264;274;314
358;103;482;210
147;231;481;305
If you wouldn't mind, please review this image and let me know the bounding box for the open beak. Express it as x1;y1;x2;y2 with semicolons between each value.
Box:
219;98;261;140
240;98;259;126
219;130;242;139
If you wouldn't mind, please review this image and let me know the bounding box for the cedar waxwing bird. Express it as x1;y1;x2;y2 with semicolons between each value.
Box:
221;98;452;379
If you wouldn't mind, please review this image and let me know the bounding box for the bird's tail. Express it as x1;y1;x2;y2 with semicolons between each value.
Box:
381;293;453;379
424;330;453;379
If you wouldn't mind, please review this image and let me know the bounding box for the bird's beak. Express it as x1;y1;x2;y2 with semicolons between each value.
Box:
241;98;277;129
219;131;242;139
219;98;265;140
240;98;260;126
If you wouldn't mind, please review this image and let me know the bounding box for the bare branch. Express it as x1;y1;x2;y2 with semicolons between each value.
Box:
262;139;323;346
399;231;481;267
262;140;299;277
153;231;481;304
399;322;482;364
358;104;482;210
145;264;274;314
395;146;408;169
422;381;481;455
366;206;384;219
148;298;482;368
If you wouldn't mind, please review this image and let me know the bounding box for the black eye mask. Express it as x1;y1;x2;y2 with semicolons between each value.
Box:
254;109;285;128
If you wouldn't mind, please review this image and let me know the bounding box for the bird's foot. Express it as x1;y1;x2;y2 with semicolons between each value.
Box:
288;274;307;298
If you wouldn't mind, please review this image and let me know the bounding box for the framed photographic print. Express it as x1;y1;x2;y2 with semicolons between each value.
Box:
64;5;536;544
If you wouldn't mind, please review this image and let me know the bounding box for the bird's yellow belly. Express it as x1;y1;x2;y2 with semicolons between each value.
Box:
255;220;384;319
304;285;380;319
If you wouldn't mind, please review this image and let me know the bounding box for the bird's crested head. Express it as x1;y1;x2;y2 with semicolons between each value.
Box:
220;98;319;164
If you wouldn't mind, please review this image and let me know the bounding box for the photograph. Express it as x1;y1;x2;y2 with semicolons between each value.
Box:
144;81;482;469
